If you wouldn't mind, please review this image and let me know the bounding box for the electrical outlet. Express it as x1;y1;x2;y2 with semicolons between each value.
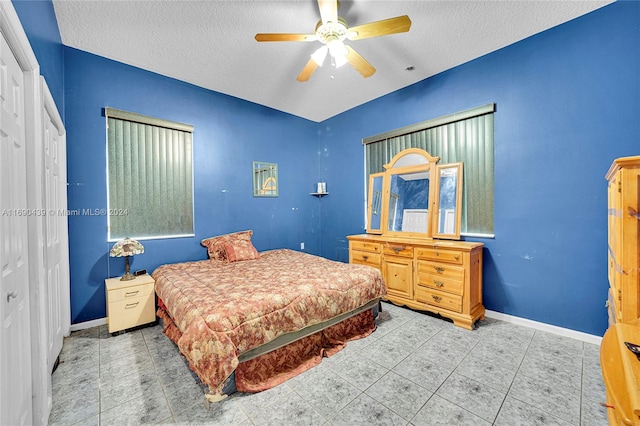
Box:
300;242;305;250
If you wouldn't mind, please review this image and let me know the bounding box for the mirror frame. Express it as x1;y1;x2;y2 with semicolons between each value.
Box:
366;172;385;234
365;148;463;240
382;148;439;238
432;162;463;240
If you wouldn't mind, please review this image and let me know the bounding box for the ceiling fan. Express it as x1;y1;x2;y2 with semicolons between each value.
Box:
255;0;411;82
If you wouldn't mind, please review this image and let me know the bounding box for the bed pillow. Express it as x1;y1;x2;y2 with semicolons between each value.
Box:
201;230;253;261
222;239;260;262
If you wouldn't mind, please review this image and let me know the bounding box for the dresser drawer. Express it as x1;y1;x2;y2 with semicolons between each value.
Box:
383;243;413;258
415;247;463;265
108;281;154;303
415;287;462;313
416;261;464;295
107;294;156;333
351;250;381;267
350;240;381;254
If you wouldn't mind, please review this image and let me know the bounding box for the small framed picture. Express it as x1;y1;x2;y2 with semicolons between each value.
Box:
252;161;278;197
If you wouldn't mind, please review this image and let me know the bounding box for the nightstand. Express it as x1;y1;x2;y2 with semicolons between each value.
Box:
105;273;156;333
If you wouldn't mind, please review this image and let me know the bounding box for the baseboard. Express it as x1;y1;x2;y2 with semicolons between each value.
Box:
69;317;107;332
485;310;602;345
70;312;602;345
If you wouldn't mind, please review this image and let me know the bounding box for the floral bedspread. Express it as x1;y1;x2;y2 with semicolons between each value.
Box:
152;249;386;394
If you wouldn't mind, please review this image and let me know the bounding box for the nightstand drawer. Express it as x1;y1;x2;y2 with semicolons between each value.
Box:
108;281;154;302
107;295;156;333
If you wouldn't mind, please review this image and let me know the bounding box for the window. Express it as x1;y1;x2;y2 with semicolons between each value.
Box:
106;108;194;241
364;103;494;236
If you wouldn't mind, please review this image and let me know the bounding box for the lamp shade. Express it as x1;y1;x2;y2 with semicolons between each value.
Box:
110;238;144;257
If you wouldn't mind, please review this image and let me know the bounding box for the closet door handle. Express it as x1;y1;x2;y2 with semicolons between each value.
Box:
6;291;18;302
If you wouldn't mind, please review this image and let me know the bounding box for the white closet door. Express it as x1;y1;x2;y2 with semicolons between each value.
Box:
42;77;68;372
0;30;34;426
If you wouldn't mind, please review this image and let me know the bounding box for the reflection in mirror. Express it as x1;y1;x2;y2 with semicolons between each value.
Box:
387;172;430;233
252;161;278;197
435;163;463;239
367;174;384;233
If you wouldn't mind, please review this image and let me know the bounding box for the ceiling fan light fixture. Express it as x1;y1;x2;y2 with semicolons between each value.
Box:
328;39;348;68
311;45;328;66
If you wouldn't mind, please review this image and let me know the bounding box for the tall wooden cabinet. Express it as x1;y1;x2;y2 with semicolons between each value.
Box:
348;148;484;330
605;155;640;326
601;155;640;426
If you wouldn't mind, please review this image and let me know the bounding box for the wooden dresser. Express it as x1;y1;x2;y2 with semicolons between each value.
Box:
348;234;484;330
605;156;640;326
601;155;640;425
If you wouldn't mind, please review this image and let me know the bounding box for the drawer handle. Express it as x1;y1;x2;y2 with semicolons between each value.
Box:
125;291;139;297
434;266;445;273
362;255;369;261
125;302;140;309
454;255;459;261
433;280;445;287
431;295;442;302
6;291;18;302
391;246;405;253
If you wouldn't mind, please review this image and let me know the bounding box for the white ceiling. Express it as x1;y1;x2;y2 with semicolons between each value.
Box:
52;0;613;122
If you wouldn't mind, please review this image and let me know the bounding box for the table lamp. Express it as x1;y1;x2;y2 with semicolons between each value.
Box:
109;237;144;281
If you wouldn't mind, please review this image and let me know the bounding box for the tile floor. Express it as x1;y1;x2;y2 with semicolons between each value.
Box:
49;302;609;425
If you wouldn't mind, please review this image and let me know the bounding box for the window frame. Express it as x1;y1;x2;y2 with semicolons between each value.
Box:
363;103;495;238
105;107;195;242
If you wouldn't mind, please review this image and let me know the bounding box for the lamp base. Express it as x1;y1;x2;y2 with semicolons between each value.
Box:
120;272;135;281
120;255;135;280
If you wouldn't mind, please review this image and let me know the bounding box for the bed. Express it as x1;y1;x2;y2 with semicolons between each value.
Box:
152;231;386;402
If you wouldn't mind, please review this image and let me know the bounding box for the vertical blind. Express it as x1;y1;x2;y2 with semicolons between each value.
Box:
106;108;194;241
364;104;495;235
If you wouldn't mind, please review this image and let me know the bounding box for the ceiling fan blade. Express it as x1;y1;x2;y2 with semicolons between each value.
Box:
255;33;317;42
347;15;411;40
344;45;375;78
297;58;319;82
317;0;338;24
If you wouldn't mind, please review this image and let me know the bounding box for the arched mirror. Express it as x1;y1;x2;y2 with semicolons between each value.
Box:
367;173;384;234
382;148;439;237
433;163;463;239
366;148;463;240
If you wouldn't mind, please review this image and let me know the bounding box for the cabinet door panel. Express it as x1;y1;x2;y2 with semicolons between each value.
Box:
382;256;413;300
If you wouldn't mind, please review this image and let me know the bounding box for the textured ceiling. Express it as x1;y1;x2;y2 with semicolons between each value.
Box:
52;0;613;122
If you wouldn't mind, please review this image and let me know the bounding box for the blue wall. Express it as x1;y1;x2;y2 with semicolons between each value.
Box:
12;0;64;117
318;1;639;336
63;48;321;322
14;1;640;334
